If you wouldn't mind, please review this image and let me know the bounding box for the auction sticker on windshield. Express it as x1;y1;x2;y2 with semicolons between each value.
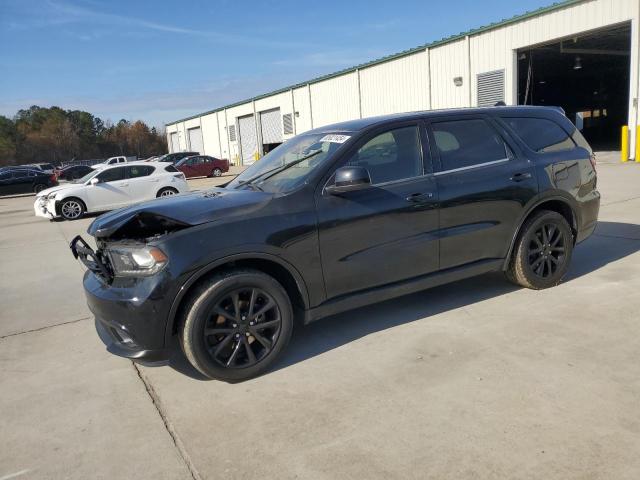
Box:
320;134;351;143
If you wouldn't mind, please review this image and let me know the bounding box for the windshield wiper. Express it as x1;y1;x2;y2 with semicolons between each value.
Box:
236;150;323;189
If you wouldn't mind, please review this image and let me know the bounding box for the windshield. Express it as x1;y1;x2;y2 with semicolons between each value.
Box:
75;169;100;184
227;132;350;193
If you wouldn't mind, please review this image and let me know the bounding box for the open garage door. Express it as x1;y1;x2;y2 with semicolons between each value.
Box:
260;108;283;154
518;23;631;150
187;127;203;154
238;114;258;165
170;132;179;153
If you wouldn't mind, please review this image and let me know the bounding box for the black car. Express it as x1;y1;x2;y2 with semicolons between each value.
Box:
157;151;199;164
71;106;599;381
57;165;94;181
0;168;58;196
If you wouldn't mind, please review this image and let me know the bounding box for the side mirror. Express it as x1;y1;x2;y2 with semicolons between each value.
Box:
90;177;100;186
325;166;371;195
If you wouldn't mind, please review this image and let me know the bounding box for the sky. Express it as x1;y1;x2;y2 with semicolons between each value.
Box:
0;0;556;128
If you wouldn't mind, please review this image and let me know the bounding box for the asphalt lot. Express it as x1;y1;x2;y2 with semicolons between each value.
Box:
1;156;640;479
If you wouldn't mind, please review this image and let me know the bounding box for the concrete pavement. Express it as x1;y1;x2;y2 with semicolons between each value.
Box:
1;163;639;479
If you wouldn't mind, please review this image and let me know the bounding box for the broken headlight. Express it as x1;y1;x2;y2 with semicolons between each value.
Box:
106;245;168;277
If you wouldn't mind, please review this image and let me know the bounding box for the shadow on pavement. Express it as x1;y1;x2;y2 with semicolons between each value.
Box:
167;221;640;381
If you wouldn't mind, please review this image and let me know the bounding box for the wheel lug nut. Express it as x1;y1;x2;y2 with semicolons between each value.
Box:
241;316;246;321
245;332;250;336
232;323;237;328
235;333;240;338
249;321;254;326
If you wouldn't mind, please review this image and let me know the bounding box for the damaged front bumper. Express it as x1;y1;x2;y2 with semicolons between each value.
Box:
34;196;57;219
72;236;177;362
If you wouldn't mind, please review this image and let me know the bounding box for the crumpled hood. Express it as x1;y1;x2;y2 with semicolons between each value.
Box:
36;183;78;198
87;187;272;239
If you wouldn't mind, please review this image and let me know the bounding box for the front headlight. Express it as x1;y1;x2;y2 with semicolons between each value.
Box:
106;245;168;277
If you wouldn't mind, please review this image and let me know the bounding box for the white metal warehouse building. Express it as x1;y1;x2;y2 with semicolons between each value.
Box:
166;0;640;163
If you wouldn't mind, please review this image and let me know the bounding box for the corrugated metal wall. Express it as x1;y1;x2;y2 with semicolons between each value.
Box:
360;52;430;116
309;72;360;127
167;0;639;159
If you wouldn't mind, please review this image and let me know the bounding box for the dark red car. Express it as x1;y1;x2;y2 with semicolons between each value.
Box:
175;155;229;178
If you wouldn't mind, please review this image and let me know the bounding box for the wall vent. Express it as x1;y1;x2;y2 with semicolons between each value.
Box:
228;124;237;142
477;69;505;107
282;113;294;135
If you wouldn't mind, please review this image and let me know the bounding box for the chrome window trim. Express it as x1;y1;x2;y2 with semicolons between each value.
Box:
434;158;510;176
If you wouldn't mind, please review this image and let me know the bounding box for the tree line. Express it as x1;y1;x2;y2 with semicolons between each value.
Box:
0;105;167;167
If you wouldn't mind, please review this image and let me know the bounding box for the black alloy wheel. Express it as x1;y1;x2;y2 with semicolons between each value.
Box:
527;222;567;278
180;269;293;382
204;287;282;368
506;209;574;289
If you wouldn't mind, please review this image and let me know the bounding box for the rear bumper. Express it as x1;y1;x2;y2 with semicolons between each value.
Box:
576;190;600;244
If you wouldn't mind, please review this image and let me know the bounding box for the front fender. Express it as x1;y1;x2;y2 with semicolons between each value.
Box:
163;250;310;346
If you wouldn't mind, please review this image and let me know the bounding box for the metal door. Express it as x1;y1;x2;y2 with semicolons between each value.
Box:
260;108;283;144
238;114;258;165
170;132;179;153
187;127;204;154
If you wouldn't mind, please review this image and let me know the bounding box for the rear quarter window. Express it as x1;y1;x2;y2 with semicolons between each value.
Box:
502;117;575;153
164;165;179;172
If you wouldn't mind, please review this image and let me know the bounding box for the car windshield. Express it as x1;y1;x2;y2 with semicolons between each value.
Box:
227;132;350;193
75;169;100;184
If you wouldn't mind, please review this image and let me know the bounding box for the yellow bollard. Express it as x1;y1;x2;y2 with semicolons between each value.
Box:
636;126;640;163
621;126;629;162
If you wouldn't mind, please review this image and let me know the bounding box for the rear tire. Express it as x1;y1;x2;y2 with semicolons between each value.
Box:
506;210;574;289
33;184;47;193
157;187;178;198
60;197;86;221
179;269;293;382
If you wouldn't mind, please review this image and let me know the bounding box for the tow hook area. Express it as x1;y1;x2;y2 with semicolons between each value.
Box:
70;235;112;281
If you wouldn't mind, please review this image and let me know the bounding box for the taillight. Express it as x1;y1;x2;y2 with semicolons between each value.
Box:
50;174;57;182
590;154;597;172
174;173;185;179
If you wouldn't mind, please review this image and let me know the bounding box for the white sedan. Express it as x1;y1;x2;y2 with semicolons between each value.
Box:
34;162;189;220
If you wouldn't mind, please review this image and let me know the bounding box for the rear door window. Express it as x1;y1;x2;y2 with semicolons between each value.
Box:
127;165;154;178
431;119;508;172
502;117;575;153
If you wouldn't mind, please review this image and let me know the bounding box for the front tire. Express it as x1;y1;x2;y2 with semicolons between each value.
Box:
60;198;86;221
212;168;222;177
180;269;293;382
507;210;574;289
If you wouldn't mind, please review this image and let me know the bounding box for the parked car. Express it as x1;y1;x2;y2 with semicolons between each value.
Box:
26;162;56;174
156;152;199;164
35;162;188;220
69;106;599;382
0;168;58;196
56;165;94;181
91;156;131;170
175;155;230;178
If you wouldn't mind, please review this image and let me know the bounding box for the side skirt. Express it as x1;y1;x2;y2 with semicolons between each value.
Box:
303;258;504;324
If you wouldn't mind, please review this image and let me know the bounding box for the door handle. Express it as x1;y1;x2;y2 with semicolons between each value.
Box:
510;172;532;182
406;192;434;203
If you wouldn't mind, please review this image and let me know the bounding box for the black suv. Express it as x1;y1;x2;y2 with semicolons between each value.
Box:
71;106;599;381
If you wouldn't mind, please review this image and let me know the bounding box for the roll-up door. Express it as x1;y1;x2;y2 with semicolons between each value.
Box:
170;132;179;153
477;70;505;107
238;114;258;165
260;108;283;144
187;127;204;154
